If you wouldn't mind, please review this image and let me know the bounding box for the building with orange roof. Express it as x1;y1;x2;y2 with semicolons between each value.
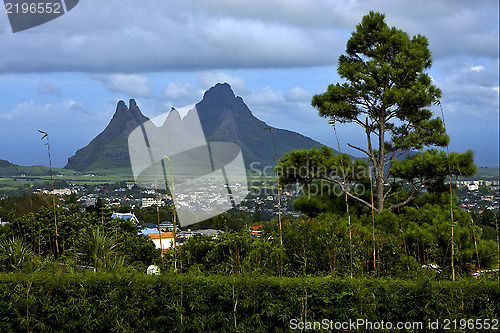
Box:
148;232;175;251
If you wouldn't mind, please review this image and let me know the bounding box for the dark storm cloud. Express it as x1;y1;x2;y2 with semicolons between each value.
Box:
0;0;496;73
0;1;342;73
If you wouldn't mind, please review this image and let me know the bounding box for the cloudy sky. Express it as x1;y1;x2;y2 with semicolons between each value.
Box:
0;0;498;168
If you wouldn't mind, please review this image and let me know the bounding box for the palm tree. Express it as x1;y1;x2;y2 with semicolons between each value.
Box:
77;228;123;272
0;237;32;271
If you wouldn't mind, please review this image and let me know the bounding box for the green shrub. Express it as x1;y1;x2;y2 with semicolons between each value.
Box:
0;273;498;332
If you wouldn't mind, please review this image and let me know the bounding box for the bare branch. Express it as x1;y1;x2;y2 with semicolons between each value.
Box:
387;175;439;210
383;149;399;183
323;177;375;211
347;143;371;158
365;119;376;167
396;149;409;159
383;183;394;199
387;190;418;211
385;191;399;199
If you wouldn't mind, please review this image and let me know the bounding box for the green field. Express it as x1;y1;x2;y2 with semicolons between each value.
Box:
472;166;500;181
0;162;497;195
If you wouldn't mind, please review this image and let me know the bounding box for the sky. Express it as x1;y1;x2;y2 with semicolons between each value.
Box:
0;0;498;168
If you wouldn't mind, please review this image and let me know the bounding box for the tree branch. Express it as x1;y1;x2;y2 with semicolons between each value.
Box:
366;118;376;167
387;189;417;211
347;143;371;158
385;191;399;199
323;177;375;211
383;183;394;199
383;149;399;183
387;175;439;211
396;149;408;159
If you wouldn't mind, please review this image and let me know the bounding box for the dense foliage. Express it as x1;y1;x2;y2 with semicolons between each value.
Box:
0;191;498;278
0;273;498;332
0;193;161;273
177;204;498;278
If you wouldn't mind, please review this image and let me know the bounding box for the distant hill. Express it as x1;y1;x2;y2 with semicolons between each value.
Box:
64;83;336;174
0;159;73;177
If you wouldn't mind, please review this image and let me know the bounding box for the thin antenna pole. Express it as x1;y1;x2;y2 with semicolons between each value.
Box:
154;178;164;270
39;130;59;257
163;156;178;271
164;155;182;326
369;169;376;274
495;212;500;281
438;103;455;281
265;126;283;278
465;185;480;269
332;122;353;279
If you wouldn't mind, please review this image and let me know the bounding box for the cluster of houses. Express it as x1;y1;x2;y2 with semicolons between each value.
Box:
110;213;224;252
455;180;500;191
110;213;267;252
26;176;307;220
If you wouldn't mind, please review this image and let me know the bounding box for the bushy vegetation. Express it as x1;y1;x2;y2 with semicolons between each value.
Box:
0;193;161;273
0;273;498;332
0;178;497;331
0;189;498;279
177;204;497;279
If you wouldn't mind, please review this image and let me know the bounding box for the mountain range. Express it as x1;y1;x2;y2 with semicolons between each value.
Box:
63;83;332;174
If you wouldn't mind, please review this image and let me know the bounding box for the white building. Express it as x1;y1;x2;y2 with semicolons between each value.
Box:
142;197;164;208
148;232;175;251
111;212;140;224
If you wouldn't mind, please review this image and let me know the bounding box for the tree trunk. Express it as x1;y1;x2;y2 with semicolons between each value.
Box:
375;170;384;212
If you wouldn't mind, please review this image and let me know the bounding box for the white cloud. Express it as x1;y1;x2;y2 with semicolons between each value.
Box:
247;86;311;107
247;86;286;106
470;65;484;72
163;81;198;100
434;60;499;121
198;72;249;95
0;98;108;167
38;81;62;96
1;99;97;124
285;87;311;102
0;100;44;121
68;99;91;115
244;85;317;132
91;74;154;98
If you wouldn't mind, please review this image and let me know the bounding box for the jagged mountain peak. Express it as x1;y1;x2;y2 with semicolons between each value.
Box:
164;107;182;127
194;83;327;168
64;99;150;172
64;83;330;173
202;82;235;100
